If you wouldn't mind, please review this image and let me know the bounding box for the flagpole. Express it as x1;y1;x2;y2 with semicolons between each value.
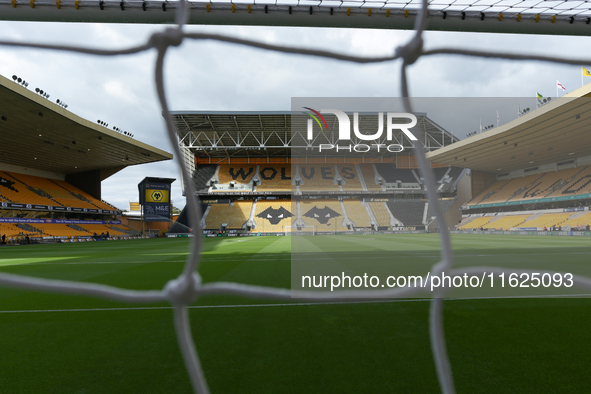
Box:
556;80;558;98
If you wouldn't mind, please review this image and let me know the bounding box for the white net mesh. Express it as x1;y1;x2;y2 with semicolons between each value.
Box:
3;1;591;393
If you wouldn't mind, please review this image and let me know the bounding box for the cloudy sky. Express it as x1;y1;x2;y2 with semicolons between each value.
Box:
0;17;589;210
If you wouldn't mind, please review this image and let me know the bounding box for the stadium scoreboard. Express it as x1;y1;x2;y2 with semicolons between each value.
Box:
138;177;175;222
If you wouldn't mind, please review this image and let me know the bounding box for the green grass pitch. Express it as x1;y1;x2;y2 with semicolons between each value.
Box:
0;234;590;393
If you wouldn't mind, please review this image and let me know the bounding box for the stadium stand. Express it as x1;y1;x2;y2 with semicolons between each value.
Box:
468;166;591;207
457;216;493;230
506;168;579;200
51;179;114;211
0;171;116;210
467;179;512;205
480;178;528;205
13;173;94;208
254;199;294;232
563;212;591;229
343;200;372;228
0;172;56;206
536;167;581;198
505;172;562;203
205;201;252;229
187;160;463;234
0;221;135;239
386;200;425;226
41;223;88;237
552;166;591;197
0;223;22;238
358;165;382;191
456;211;591;231
172;120;462;236
521;212;571;229
78;223;128;236
0;223;48;239
369;202;392;227
486;214;530;230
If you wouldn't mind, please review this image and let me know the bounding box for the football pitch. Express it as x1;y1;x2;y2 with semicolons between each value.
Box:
0;234;590;393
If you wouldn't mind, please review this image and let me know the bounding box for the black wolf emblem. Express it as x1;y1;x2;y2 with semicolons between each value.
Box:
257;206;294;225
303;206;341;225
0;177;17;192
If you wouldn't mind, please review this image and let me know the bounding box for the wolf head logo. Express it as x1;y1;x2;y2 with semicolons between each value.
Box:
303;206;341;225
257;206;294;225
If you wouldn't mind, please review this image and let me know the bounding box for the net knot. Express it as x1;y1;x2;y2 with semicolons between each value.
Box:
395;36;423;65
164;272;201;306
150;27;184;49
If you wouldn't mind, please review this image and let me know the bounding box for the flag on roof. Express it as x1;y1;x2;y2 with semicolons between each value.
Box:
557;81;566;91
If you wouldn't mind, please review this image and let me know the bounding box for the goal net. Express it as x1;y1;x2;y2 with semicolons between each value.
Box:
284;225;315;236
2;1;591;394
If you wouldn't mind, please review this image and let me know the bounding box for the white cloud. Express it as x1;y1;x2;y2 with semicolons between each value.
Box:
103;80;141;104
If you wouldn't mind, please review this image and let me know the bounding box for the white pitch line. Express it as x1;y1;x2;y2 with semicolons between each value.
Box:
13;261;170;265
6;250;591;266
1;294;590;314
